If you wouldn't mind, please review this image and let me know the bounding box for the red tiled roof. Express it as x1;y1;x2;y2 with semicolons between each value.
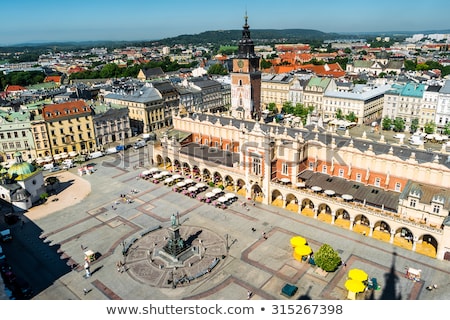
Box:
5;85;26;92
44;75;61;83
43;100;91;121
299;63;345;78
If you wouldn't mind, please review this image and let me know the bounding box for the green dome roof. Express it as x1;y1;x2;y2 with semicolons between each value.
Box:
8;161;36;177
6;152;36;179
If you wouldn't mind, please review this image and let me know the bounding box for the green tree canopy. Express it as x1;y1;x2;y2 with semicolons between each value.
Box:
393;117;405;132
382;117;392;130
410;118;419;133
424;121;436;134
207;63;228;75
345;111;357;123
260;58;272;69
282;102;314;125
314;244;341;272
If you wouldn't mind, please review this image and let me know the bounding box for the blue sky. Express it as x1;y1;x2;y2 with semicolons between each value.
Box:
2;0;449;45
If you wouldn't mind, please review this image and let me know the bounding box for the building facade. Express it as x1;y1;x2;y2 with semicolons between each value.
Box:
149;113;450;261
0;110;35;164
91;104;132;148
42;100;97;156
103;83;165;134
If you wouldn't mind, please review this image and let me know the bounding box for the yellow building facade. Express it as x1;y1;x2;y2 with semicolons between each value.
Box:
43;100;97;156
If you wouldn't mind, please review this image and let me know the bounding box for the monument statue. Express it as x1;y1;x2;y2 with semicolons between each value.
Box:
171;213;177;227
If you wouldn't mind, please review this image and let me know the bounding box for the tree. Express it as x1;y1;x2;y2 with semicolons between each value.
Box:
424;121;436;134
267;102;277;114
443;122;450;135
382;117;392;130
393;117;405;132
314;244;341;272
345;111;357;123
410;118;419;133
336;108;344;120
207;63;228;75
260;58;272;69
40;192;49;202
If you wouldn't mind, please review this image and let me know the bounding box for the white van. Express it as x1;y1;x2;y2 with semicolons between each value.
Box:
62;159;74;169
409;136;423;146
88;151;104;159
105;147;119;155
42;163;54;171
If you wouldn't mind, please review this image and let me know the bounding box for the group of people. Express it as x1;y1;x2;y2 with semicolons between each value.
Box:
116;261;126;273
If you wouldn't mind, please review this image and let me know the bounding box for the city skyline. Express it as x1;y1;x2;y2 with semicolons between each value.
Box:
2;0;450;46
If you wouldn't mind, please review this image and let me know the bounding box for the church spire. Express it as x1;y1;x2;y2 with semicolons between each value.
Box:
238;12;255;58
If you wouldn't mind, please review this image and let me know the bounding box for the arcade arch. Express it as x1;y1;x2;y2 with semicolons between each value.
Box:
285;193;299;212
251;184;263;203
271;189;283;207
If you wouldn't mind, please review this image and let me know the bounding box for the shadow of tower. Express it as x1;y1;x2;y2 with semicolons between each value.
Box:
380;251;401;300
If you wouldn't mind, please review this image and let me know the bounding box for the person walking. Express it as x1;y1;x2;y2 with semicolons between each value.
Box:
84;260;91;278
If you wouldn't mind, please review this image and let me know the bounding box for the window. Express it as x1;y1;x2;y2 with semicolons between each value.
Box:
432;204;440;214
374;177;381;187
356;173;362;182
308;162;314;170
253;157;261;175
282;162;288;175
322;165;327;174
409;199;417;208
338;169;344;177
395;182;401;192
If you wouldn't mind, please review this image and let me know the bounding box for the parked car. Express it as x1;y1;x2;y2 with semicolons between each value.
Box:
49;166;61;173
133;140;146;149
1;229;12;242
393;133;405;139
42;163;55;171
0;245;5;262
88;151;104;159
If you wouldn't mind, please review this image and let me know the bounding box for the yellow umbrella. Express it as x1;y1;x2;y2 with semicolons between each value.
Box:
290;236;307;247
294;244;312;256
348;269;369;281
345;279;366;293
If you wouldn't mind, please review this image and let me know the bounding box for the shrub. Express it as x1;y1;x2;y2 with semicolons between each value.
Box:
314;244;341;272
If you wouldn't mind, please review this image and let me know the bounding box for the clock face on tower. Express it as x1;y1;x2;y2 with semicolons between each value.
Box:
237;60;244;68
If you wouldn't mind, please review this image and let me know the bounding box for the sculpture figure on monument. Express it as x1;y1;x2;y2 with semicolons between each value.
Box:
170;213;177;227
171;213;177;227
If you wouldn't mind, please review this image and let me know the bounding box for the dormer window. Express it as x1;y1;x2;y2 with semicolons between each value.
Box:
431;195;444;204
409;189;421;199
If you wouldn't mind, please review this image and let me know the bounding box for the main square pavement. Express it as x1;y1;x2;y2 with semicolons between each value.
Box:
17;153;450;300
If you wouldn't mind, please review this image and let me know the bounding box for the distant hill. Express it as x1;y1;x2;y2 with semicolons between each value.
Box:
147;29;343;46
3;28;450;50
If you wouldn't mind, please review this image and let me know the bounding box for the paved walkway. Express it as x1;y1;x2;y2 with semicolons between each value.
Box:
21;155;450;300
